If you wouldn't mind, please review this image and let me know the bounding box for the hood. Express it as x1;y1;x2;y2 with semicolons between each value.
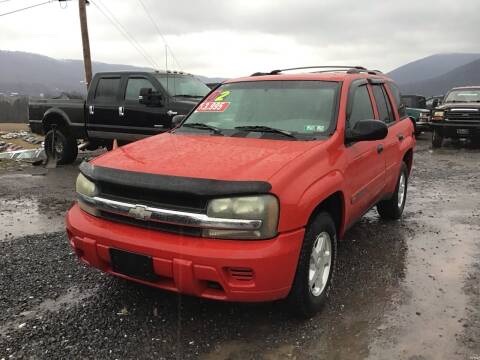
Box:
91;133;322;181
437;102;480;110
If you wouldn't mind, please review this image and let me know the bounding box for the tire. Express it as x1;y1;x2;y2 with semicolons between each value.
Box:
432;128;443;148
288;212;337;318
377;162;408;220
44;127;78;165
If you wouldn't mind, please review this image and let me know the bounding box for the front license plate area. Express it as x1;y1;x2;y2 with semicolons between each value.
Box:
110;248;159;282
457;129;470;135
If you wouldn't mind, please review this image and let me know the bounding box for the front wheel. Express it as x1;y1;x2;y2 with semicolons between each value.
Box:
44;128;78;165
288;212;337;318
377;162;408;220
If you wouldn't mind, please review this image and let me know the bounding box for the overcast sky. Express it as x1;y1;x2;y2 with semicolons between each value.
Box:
1;0;479;77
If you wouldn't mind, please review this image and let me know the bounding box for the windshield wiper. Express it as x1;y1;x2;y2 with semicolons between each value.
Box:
175;94;205;98
182;122;223;134
234;125;297;139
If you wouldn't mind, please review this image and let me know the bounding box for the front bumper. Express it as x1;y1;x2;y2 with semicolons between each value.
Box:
430;121;480;137
66;204;304;302
415;121;430;131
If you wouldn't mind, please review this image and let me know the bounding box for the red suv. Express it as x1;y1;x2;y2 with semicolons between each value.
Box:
66;66;415;317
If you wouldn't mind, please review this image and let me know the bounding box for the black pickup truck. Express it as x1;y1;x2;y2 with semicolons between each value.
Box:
430;86;480;147
29;71;211;164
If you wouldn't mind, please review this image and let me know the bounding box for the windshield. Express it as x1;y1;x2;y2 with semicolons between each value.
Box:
445;89;480;103
156;74;210;98
180;80;340;139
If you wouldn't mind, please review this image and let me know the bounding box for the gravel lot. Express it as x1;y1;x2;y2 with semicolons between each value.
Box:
0;136;479;360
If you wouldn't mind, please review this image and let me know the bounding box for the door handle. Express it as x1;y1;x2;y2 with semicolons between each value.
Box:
89;105;94;115
167;110;178;116
118;106;124;117
397;134;404;141
377;144;384;154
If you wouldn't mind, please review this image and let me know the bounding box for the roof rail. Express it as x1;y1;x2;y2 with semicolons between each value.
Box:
250;66;383;77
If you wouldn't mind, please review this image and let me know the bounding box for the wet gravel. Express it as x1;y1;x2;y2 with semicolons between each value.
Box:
0;136;479;359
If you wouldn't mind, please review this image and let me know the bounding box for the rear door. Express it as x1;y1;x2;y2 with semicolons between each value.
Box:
120;76;169;139
344;80;386;221
87;76;122;140
384;82;413;192
371;81;399;191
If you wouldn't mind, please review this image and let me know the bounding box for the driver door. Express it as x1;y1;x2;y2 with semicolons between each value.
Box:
120;76;169;139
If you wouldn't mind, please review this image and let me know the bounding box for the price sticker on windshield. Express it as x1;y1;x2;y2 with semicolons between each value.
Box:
196;101;230;112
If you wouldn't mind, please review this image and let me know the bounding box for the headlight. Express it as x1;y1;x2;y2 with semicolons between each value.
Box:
433;111;444;118
75;173;99;216
204;195;279;240
419;112;430;120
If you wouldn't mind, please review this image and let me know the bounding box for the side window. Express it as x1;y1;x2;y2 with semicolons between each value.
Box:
372;84;395;124
348;85;374;128
387;82;407;118
94;77;120;102
125;78;155;101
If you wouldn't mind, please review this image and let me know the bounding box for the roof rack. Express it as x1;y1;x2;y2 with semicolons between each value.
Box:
250;66;383;76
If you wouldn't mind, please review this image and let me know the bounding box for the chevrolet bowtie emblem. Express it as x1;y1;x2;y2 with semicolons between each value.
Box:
128;205;152;221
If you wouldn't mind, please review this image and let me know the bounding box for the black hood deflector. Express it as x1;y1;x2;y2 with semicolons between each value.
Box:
79;161;272;197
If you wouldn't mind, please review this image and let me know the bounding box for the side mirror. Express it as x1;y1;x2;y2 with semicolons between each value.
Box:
139;88;163;106
345;119;388;143
172;114;186;127
432;98;439;108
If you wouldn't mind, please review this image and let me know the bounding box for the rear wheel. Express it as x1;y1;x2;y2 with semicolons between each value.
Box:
288;212;337;318
377;162;408;220
432;128;443;148
44;127;78;165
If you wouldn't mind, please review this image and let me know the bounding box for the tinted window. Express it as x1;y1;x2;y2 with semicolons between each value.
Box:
387;82;407;118
348;85;374;128
95;78;120;102
125;78;155;101
373;85;394;124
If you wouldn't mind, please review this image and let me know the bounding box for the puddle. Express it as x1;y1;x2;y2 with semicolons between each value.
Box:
0;198;66;240
0;287;96;337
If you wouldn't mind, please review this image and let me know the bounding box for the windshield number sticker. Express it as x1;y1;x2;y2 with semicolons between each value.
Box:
304;125;326;132
196;101;230;112
214;90;231;102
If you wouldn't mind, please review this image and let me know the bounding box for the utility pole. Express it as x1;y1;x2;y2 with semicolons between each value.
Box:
78;0;92;88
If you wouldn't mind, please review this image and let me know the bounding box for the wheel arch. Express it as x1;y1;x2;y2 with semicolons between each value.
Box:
42;108;71;133
403;148;413;175
306;191;346;240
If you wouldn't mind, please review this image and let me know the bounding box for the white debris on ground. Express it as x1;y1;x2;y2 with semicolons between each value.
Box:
0;130;45;163
0;130;43;152
0;148;45;161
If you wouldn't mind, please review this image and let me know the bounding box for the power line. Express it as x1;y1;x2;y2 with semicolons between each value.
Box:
137;0;182;71
90;0;160;69
0;0;53;17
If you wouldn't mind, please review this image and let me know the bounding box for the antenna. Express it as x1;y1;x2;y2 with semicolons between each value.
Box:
165;44;169;95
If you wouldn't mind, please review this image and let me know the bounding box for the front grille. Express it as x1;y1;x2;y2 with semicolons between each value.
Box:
100;211;202;237
98;181;208;213
445;110;480;123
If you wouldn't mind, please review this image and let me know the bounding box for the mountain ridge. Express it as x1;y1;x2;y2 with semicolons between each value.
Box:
0;50;225;96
